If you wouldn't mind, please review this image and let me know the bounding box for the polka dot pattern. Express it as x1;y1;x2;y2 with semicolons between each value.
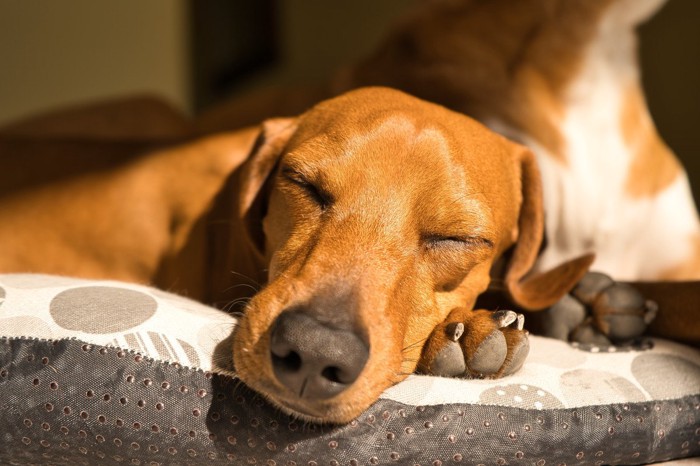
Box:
632;354;700;399
0;316;52;338
0;274;234;371
560;369;646;406
480;384;564;409
50;286;157;334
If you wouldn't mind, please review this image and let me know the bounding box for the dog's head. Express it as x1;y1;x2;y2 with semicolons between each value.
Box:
229;87;588;423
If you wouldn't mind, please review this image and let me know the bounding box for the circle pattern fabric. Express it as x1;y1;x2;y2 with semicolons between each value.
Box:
49;286;157;334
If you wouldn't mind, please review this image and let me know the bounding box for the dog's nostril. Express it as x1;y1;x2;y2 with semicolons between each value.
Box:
269;311;369;400
321;366;343;384
271;350;302;372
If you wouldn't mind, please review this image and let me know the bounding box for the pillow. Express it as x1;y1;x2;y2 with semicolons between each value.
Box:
1;273;698;465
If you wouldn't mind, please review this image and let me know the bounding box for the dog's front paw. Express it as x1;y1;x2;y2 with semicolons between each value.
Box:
419;308;529;379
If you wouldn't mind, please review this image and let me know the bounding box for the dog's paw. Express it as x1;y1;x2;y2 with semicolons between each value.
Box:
590;282;658;341
419;308;529;379
542;271;658;345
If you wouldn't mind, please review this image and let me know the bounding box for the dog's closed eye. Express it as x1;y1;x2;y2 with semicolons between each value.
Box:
280;167;334;210
421;234;494;291
421;234;493;251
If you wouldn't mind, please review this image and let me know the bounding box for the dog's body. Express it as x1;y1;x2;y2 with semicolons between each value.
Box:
0;96;261;302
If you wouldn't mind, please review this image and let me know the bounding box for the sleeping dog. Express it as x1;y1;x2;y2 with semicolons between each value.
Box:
0;87;593;423
2;86;696;424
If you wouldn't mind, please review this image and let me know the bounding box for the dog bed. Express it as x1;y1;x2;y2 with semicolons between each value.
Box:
1;274;698;465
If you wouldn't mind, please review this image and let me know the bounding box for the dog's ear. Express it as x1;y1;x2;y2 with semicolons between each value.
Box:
205;117;298;306
504;146;594;310
237;117;298;257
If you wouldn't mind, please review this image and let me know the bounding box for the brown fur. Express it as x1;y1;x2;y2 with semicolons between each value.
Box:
632;280;700;346
620;83;681;197
0;96;260;300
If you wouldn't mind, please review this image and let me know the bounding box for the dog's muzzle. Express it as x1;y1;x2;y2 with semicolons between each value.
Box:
269;311;369;400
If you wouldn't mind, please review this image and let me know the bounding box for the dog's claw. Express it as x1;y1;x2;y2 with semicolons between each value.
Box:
493;309;517;328
446;322;464;341
515;313;525;330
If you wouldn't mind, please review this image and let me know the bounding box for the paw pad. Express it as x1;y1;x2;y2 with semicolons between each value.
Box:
420;309;529;379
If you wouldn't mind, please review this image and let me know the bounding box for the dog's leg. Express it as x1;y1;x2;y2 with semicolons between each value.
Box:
419;308;529;379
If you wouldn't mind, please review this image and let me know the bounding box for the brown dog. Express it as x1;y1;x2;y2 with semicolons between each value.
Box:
0;87;592;423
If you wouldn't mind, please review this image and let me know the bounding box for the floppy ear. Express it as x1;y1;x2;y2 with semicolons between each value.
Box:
504;146;594;310
237;117;299;257
205;117;297;306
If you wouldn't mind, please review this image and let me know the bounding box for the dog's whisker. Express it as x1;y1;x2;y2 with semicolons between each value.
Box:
402;341;426;352
223;309;246;320
222;298;252;313
227;270;264;289
222;283;261;296
401;337;428;353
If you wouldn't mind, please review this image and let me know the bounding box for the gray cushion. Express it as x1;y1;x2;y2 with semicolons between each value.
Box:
1;274;699;465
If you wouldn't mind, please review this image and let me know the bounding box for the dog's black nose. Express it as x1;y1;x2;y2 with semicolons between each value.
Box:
269;312;369;400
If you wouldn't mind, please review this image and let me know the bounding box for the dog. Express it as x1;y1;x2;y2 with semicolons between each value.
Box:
1;87;596;423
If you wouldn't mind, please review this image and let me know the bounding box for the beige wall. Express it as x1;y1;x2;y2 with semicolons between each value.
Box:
0;0;189;125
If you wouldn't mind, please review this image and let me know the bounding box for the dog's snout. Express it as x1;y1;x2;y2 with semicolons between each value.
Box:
269;312;369;400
